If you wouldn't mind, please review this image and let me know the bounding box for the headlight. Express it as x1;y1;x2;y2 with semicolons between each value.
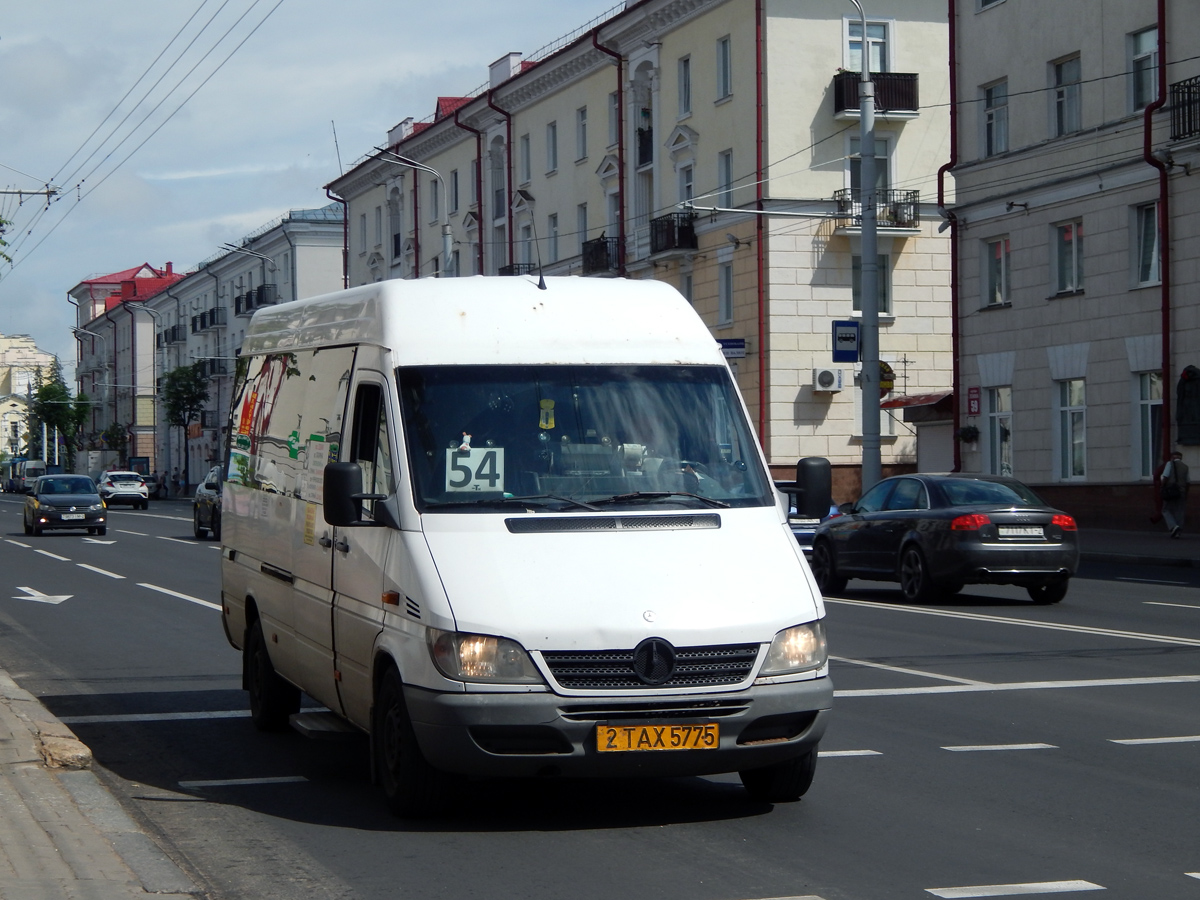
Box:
89;503;105;511
760;621;827;676
427;629;544;684
38;503;56;512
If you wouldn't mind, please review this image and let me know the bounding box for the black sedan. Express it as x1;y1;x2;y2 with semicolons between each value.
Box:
809;474;1079;604
192;465;223;540
23;475;108;536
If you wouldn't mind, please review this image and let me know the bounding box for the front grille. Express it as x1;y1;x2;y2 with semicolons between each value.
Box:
560;699;751;721
541;643;760;690
506;514;720;534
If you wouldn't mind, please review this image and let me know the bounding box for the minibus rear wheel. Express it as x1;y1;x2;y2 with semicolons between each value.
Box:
374;667;445;817
246;619;300;731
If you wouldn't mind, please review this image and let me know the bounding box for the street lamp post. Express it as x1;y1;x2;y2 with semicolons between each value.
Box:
849;0;882;492
374;148;454;278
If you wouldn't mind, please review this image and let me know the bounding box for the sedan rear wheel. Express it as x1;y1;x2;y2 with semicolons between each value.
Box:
193;509;208;540
1028;580;1069;604
899;546;937;603
810;540;847;594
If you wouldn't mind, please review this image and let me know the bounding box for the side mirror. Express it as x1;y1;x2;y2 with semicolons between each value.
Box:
324;462;365;526
793;457;833;519
204;482;218;491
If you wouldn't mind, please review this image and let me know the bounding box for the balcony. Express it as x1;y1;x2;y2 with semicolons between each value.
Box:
833;189;921;232
650;213;698;255
498;263;539;276
833;71;919;119
582;236;623;275
1171;75;1200;141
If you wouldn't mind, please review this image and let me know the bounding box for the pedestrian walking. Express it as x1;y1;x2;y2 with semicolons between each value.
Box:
1160;450;1190;538
170;467;180;499
175;468;185;499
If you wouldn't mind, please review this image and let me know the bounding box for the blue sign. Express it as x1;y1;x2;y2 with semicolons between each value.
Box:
832;320;860;363
718;338;746;359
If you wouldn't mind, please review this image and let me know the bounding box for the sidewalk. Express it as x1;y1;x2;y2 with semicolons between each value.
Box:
1080;526;1200;569
0;669;198;899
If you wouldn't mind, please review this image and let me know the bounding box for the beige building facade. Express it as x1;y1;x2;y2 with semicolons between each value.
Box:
949;0;1200;527
328;0;954;495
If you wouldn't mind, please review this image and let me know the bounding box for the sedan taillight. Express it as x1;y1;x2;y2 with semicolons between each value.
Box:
1051;514;1078;531
951;513;991;530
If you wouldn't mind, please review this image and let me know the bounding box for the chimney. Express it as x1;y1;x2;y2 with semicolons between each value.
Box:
387;118;415;146
165;261;173;275
489;53;523;89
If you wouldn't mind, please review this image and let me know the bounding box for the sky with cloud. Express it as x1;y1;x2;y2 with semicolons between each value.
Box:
0;0;620;371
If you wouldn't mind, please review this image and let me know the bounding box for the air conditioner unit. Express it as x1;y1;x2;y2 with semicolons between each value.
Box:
813;367;844;392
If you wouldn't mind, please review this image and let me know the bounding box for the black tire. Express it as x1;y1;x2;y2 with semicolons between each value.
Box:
899;545;936;603
246;619;300;731
95;526;106;536
23;515;31;535
940;581;964;596
1028;580;1069;605
211;512;222;542
193;509;208;540
740;747;818;803
31;521;42;537
810;540;848;594
373;667;445;818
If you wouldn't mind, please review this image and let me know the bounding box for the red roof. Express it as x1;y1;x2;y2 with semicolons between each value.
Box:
435;97;472;120
78;263;184;307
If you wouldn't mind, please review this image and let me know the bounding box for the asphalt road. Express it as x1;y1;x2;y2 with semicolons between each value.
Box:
1;494;1198;900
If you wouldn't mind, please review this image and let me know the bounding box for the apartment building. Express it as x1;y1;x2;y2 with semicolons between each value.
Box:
327;0;953;493
71;206;343;482
949;0;1200;527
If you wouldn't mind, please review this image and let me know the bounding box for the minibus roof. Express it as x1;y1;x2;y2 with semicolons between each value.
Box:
240;276;726;367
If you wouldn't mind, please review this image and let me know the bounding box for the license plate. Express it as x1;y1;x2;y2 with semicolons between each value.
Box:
596;723;719;752
62;514;85;520
999;525;1043;537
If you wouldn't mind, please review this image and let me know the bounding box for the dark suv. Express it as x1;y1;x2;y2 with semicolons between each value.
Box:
193;465;223;540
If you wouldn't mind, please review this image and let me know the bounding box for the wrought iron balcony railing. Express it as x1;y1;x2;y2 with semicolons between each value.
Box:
582;236;623;275
498;263;539;276
833;189;921;230
1171;75;1200;141
833;71;920;116
650;213;698;254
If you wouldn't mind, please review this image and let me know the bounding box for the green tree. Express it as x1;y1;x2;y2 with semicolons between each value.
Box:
28;359;87;471
161;363;210;488
0;215;11;265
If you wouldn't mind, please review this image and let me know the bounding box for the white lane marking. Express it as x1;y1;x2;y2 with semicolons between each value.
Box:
178;776;308;789
818;749;882;757
12;586;73;605
943;743;1057;752
1115;576;1189;585
81;538;117;545
59;710;250;724
1109;734;1200;745
5;539;31;548
117;530;149;536
836;674;1200;698
927;881;1104;898
1187;873;1200;880
832;655;987;685
76;563;125;579
137;582;222;611
156;535;198;546
33;549;71;561
826;596;1200;647
1143;601;1200;610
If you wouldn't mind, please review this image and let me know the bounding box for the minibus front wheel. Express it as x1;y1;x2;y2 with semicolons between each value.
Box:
373;667;446;817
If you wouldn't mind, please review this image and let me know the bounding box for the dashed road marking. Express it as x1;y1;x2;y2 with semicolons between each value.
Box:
1116;577;1189;585
59;710;251;724
818;749;881;757
943;743;1057;752
77;563;125;579
832;655;986;685
1143;601;1200;610
1109;734;1200;745
33;549;71;561
926;881;1104;897
156;535;198;546
137;582;221;611
117;529;149;536
178;776;308;789
835;674;1200;698
4;539;31;548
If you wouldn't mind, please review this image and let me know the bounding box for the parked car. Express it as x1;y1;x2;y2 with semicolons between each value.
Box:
809;473;1079;604
193;465;223;540
97;471;150;509
23;475;107;536
787;501;841;558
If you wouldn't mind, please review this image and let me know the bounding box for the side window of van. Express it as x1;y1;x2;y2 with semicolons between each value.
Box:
350;382;395;520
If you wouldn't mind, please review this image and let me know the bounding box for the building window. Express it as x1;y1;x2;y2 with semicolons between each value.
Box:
449;170;459;214
428;182;438;224
718;149;733;207
849;136;890;194
1135;202;1160;285
718;262;734;325
1137;372;1163;478
359;213;367;254
681;272;693;304
1058;378;1086;479
1131;28;1158;111
519;133;531;183
985;237;1010;306
716;36;732;99
1053;56;1081;136
1053;220;1084;294
520;223;533;266
984;81;1008;156
577;203;588;253
576;107;587;161
678;56;692;116
678;164;694;204
852;254;892;315
546;121;558;173
548;214;559;262
608;92;619;146
848;20;888;73
988;386;1013;476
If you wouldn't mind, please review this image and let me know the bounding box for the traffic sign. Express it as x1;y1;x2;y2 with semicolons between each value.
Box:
832;320;859;363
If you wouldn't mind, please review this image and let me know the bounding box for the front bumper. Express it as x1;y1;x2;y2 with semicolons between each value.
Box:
33;511;106;530
403;677;833;778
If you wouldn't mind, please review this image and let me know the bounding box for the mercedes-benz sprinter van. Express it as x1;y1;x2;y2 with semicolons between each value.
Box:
220;276;832;816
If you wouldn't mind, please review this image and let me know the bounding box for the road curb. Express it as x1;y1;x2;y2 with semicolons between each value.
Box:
1080;551;1200;569
0;669;93;768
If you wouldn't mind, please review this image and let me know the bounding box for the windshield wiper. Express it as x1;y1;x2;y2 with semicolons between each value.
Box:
589;491;730;509
431;494;600;511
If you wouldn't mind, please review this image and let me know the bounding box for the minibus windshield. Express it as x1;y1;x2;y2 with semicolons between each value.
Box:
397;364;773;511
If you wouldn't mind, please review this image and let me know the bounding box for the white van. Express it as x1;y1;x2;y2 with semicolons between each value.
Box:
17;459;47;492
220;276;833;816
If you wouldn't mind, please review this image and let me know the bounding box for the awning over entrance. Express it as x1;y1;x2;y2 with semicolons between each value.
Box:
880;391;953;423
